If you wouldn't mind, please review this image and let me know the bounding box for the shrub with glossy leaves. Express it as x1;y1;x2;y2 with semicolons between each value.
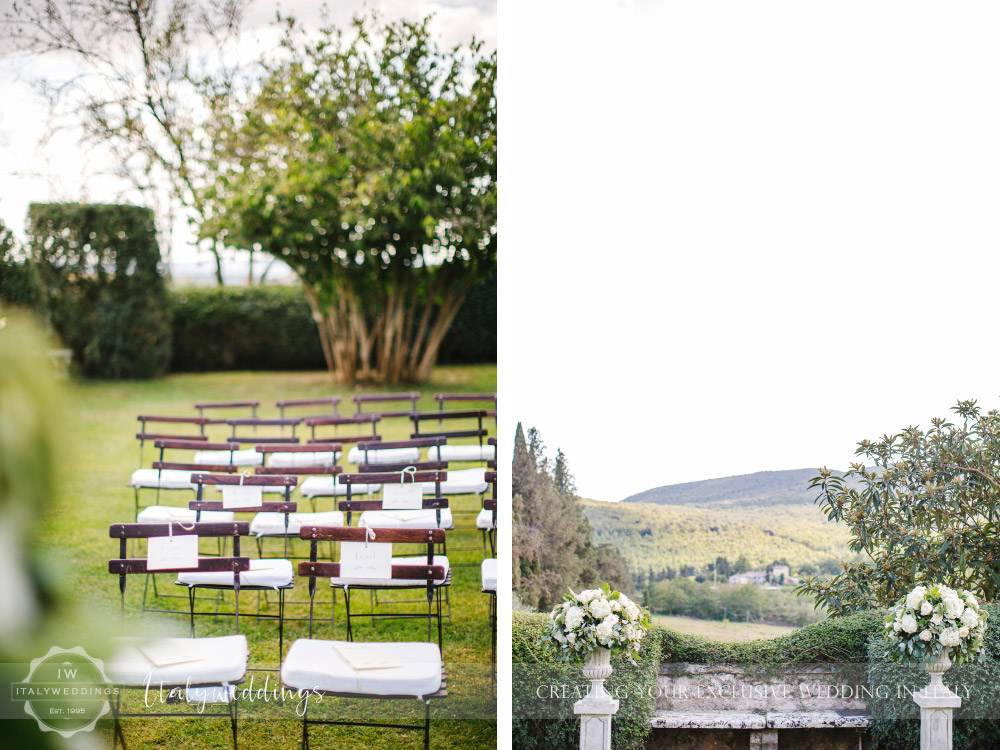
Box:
800;401;1000;615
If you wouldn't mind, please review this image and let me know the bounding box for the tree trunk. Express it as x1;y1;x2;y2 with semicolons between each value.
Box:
414;286;468;381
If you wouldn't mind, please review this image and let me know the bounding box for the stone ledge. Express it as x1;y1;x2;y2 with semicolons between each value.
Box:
649;710;869;730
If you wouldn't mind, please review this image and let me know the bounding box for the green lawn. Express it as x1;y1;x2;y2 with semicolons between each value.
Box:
35;365;497;749
650;614;797;642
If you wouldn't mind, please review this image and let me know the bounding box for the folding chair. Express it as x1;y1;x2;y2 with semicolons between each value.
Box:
342;470;453;534
195;400;259;422
129;438;238;519
434;392;496;418
282;532;447;750
227;417;301;445
412;408;495;468
105;521;250;750
352;391;420;418
304;414;381;445
476;471;498;556
135;414;210;466
298;526;450;648
276;396;342;419
181;473;298;666
482;552;497;689
347;436;446;468
252;444;346;554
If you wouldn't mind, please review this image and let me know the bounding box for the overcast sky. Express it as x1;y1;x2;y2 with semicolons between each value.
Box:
0;0;495;263
507;0;1000;502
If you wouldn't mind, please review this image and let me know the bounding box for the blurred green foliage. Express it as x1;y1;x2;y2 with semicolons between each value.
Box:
26;203;171;379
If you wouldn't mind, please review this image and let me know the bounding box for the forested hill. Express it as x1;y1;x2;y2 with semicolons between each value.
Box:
621;468;835;508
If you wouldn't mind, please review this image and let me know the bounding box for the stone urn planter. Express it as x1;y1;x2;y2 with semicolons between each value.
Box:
914;648;961;750
575;648;619;750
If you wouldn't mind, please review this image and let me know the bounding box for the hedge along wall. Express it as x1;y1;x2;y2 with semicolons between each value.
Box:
169;270;496;372
26;203;171;379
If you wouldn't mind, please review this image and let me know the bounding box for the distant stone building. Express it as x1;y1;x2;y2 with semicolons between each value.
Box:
770;564;791;584
728;571;767;585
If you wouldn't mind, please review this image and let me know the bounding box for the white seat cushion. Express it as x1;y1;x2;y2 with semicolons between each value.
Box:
281;639;442;697
137;506;235;524
482;558;497;592
347;446;421;465
267;451;340;468
475;507;495;530
358;508;454;530
330;555;450;587
193;449;262;466
129;468;196;490
106;635;248;688
250;511;345;536
428;445;496;462
176;558;294;589
301;476;381;498
421;467;488;495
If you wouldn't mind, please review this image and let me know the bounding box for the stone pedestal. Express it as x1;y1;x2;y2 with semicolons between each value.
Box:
913;651;961;750
575;649;619;750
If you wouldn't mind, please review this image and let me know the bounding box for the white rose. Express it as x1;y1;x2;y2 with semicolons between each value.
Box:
959;627;970;639
603;613;620;629
901;614;919;634
931;614;943;626
961;609;979;629
906;587;927;610
893;622;902;632
589;598;612;620
564;606;585;631
919;629;932;642
920;602;933;616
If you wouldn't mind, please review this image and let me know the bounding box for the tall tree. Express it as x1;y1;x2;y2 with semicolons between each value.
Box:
200;13;497;383
513;424;634;610
2;0;251;283
553;448;577;496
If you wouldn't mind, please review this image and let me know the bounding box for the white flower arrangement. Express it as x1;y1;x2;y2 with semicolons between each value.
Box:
884;583;988;665
541;583;650;662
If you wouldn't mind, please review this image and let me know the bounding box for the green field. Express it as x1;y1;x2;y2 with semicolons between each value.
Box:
34;365;497;749
650;614;797;643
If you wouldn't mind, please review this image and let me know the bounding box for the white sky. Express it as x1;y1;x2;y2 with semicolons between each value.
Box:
0;0;496;264
507;0;1000;502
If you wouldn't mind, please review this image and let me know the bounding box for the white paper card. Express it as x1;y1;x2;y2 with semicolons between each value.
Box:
222;483;263;509
138;641;207;667
332;643;402;670
382;483;423;510
147;534;199;571
339;541;392;579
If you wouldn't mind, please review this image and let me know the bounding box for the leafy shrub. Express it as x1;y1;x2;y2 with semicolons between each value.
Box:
0;219;40;310
513;611;662;750
168;275;495;373
26;203;171;378
867;603;1000;749
646;577;825;627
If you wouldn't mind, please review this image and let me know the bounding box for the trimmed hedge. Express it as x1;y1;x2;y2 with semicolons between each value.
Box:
169;286;325;372
659;609;884;664
169;278;496;373
26;203;171;378
867;603;1000;750
513;611;662;750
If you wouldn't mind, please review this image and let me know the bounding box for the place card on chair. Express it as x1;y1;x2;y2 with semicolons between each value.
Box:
138;641;207;667
147;534;199;571
340;541;392;579
221;483;263;509
382;482;423;509
332;643;402;670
